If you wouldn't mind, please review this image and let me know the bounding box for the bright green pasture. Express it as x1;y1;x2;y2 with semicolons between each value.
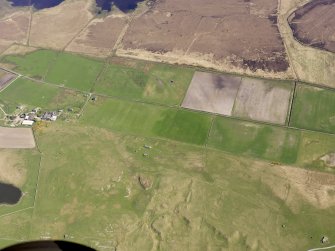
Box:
1;50;58;79
80;98;212;145
93;62;194;105
208;117;301;164
290;84;335;134
45;53;104;91
0;78;86;112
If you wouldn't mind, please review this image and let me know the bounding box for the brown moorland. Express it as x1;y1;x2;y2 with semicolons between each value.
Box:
119;0;292;77
288;0;335;53
65;14;128;57
29;0;94;50
0;10;30;44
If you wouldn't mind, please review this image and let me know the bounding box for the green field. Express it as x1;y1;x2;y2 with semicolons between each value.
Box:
290;84;335;133
80;97;212;145
45;53;104;92
0;78;86;112
2;49;335;251
0;123;333;250
93;62;194;105
1;50;58;79
208;117;301;164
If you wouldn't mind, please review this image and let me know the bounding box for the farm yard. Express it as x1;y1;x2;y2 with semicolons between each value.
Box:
0;48;334;250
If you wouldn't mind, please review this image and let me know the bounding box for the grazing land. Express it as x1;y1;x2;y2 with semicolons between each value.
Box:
182;71;241;116
45;53;104;91
232;78;293;125
1;50;58;79
0;77;86;113
80;97;212;145
0;42;334;251
0;128;35;149
94;60;194;105
288;0;335;53
208;116;300;164
0;122;331;251
290;84;335;134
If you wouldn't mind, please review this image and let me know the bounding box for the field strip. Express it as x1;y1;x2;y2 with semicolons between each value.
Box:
0;207;33;219
307;245;335;251
0;60;335;137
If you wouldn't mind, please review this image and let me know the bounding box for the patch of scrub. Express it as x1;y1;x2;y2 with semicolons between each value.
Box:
320;153;335;168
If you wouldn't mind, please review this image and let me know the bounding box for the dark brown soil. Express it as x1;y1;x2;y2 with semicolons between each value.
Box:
288;0;335;53
121;0;289;73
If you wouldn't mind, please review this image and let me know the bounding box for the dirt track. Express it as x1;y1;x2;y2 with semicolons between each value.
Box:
288;0;335;53
0;127;36;149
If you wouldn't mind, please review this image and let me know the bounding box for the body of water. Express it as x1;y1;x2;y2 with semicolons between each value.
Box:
7;0;65;10
96;0;144;12
8;0;145;11
0;183;22;205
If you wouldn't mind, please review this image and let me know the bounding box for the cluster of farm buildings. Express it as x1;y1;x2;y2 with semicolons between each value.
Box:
9;107;59;126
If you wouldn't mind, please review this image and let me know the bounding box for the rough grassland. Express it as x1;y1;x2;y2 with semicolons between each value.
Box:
290;84;335;134
1;122;330;251
0;149;40;216
94;62;194;105
297;130;335;171
80;97;212;145
45;53;104;92
208;117;301;164
0;78;86;112
1;50;58;79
